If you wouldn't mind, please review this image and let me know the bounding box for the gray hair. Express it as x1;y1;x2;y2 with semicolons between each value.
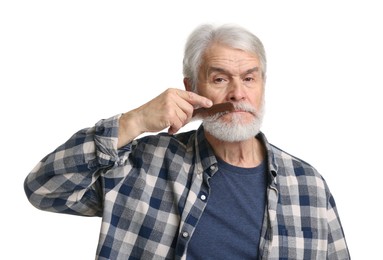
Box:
183;24;267;92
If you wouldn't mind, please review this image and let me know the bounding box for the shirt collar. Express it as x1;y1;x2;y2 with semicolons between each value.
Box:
256;132;278;186
194;126;218;174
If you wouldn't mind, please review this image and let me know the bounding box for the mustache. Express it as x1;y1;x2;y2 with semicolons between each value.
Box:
203;102;260;121
232;102;258;115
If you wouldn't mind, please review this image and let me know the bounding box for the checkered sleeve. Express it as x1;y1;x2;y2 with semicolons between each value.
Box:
24;114;122;217
326;190;351;259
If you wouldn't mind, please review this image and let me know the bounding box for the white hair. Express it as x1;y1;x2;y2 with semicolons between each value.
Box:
183;24;267;92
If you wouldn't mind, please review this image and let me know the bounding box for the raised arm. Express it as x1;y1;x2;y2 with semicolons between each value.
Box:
24;88;212;216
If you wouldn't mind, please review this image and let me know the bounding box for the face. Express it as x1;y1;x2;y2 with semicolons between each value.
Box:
196;43;265;142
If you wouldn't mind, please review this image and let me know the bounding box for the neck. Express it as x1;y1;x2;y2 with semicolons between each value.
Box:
205;131;265;168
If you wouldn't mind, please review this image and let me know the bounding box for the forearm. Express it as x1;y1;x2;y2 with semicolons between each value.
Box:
118;109;145;148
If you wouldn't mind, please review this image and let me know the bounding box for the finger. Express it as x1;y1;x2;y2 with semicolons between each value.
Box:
173;96;195;121
167;113;184;135
176;90;213;108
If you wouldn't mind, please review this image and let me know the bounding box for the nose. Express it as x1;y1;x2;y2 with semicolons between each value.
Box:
227;78;246;102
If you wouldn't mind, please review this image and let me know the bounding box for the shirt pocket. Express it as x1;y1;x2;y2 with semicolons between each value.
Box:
280;229;319;259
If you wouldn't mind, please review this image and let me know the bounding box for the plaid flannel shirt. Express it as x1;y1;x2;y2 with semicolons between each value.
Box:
25;114;350;259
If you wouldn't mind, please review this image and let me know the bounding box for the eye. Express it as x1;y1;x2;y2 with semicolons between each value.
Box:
244;77;254;82
213;77;227;84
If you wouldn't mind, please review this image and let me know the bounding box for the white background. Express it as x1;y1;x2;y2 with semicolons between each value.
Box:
1;1;382;259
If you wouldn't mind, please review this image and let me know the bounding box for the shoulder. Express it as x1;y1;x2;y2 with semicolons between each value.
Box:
267;143;327;188
271;144;318;174
268;143;332;199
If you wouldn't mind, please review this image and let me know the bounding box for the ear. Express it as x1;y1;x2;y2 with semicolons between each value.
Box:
183;78;193;92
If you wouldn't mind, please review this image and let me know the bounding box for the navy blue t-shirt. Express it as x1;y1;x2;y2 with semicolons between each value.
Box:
187;158;267;259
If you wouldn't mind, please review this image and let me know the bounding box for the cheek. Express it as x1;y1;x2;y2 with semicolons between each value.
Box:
255;94;265;110
210;95;228;104
197;85;225;102
249;90;265;109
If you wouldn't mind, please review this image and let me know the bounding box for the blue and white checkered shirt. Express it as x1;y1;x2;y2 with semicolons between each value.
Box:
24;114;350;259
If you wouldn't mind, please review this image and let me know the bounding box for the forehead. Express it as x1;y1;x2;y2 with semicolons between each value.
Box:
202;43;260;70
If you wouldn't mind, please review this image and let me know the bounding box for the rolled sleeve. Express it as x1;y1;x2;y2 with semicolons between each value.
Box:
93;114;121;168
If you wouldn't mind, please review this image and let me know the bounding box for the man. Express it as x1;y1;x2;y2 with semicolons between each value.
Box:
24;24;350;259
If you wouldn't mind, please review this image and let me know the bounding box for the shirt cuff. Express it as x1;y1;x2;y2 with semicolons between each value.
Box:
93;114;122;167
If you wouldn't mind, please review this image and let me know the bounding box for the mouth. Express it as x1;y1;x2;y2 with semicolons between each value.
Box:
232;103;258;117
232;109;249;113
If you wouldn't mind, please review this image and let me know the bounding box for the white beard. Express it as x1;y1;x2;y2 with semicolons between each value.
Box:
202;101;264;142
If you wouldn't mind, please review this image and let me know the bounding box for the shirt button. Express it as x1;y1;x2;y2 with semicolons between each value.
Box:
200;194;207;201
210;165;216;171
182;231;189;238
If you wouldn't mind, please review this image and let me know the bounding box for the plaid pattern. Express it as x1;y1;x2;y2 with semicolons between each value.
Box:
25;114;350;259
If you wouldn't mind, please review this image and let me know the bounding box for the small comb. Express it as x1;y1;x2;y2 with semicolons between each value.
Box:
192;102;235;119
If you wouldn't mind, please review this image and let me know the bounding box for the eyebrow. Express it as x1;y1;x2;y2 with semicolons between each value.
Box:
207;66;259;76
243;67;259;75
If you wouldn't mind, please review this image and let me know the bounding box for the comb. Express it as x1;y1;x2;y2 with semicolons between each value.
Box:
192;102;235;119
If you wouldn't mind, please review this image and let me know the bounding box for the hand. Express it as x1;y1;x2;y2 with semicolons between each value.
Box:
118;88;212;147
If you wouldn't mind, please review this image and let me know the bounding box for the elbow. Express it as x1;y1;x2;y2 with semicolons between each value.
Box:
24;175;43;210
